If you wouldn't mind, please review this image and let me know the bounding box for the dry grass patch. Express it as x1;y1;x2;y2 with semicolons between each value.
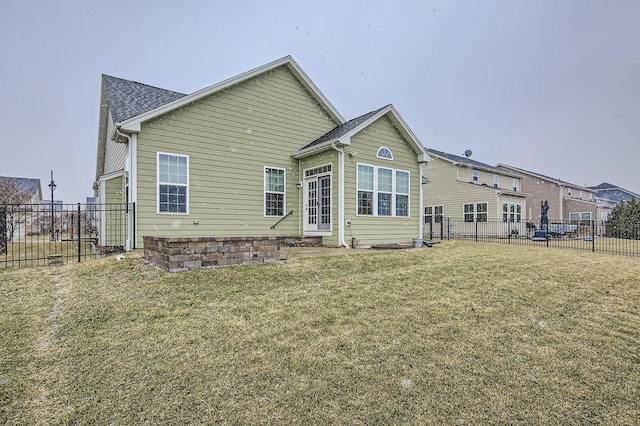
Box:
1;241;639;424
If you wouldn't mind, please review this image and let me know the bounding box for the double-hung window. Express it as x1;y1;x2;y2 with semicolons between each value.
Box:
464;202;488;222
265;167;285;216
357;164;374;215
425;205;443;224
502;202;522;222
395;171;409;217
377;168;393;216
357;163;410;217
158;153;188;214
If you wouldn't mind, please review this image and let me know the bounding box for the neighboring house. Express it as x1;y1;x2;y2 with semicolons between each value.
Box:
497;164;599;223
94;56;432;250
588;182;639;205
0;176;42;204
0;176;43;241
422;149;529;234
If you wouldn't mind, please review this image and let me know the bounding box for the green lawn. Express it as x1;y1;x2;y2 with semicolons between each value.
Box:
1;241;639;424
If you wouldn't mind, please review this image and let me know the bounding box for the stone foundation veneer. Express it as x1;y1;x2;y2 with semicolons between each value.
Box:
143;236;321;272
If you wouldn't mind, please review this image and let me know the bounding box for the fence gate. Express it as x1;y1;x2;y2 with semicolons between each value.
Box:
1;202;134;268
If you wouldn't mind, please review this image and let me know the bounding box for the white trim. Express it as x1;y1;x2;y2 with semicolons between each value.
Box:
264;166;286;217
376;146;393;160
356;162;411;218
302;163;333;235
157;152;189;215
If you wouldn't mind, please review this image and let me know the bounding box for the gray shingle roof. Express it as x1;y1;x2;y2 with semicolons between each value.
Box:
102;75;187;123
299;105;389;151
588;182;640;203
427;148;505;173
0;176;41;195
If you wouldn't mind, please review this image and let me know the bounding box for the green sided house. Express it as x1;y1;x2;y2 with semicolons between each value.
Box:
94;56;431;262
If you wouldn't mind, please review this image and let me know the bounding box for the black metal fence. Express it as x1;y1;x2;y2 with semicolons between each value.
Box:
1;203;134;268
425;218;640;256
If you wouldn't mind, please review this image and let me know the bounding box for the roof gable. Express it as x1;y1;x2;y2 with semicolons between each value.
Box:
118;56;344;132
497;163;594;192
102;75;187;123
428;149;520;177
0;176;42;197
293;104;430;162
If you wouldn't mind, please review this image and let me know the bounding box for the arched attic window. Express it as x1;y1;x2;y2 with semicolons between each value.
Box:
376;147;393;160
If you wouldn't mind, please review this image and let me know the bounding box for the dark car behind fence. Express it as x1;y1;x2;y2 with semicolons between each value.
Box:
1;203;133;268
426;218;640;256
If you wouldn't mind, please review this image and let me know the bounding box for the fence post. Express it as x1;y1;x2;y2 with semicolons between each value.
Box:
77;203;82;263
447;218;450;240
475;220;478;243
0;205;6;255
592;220;595;253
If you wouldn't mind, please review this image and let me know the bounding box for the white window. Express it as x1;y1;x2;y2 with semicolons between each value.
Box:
512;178;519;192
158;152;188;214
395;171;410;217
265;167;285;216
357;163;410;217
493;174;499;188
377;167;393;216
376;147;393;160
425;206;444;224
357;164;374;215
502;202;522;222
464;202;488;222
472;170;479;181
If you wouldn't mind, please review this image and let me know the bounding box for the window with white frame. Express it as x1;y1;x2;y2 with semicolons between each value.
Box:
569;211;592;224
357;163;410;217
464;202;488;222
493;174;499;188
472;170;479;181
502;202;522;222
377;167;393;216
395;170;409;217
376;147;393;160
357;164;374;215
476;202;488;222
265;167;285;216
425;205;443;224
512;178;519;192
158;153;188;214
463;204;474;222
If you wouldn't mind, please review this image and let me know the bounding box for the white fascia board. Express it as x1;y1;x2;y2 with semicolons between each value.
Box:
119;56;344;132
291;138;350;159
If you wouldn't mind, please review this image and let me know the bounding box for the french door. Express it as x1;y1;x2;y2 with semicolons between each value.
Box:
304;174;331;233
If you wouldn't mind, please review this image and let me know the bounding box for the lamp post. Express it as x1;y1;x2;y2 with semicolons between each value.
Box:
48;170;56;241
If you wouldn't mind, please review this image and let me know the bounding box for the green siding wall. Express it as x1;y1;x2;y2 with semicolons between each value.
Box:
343;116;422;246
134;66;337;246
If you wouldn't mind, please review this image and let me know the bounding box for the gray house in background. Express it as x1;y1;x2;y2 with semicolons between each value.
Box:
588;182;640;205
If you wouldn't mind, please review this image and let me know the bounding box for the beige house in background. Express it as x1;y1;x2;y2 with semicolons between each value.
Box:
496;164;599;223
422;149;529;236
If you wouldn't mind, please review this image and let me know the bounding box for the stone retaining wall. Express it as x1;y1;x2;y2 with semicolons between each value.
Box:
143;236;321;272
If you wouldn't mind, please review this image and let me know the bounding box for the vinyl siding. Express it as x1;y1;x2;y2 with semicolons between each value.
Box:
102;175;126;246
134;66;337;245
343;115;421;246
424;157;526;219
103;110;128;175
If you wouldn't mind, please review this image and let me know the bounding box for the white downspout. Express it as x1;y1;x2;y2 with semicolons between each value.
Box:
419;162;424;239
331;140;349;247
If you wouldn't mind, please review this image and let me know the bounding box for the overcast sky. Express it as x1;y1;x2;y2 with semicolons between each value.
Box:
1;0;639;203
